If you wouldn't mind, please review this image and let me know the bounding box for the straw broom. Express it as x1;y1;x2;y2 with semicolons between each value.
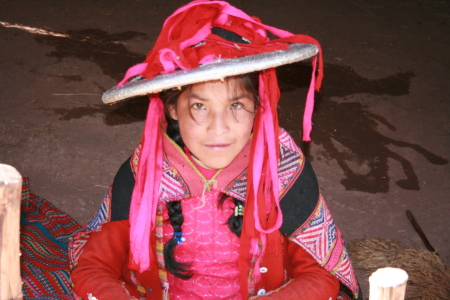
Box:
348;237;450;299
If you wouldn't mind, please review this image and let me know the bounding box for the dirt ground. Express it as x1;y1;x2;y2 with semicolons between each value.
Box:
1;0;449;297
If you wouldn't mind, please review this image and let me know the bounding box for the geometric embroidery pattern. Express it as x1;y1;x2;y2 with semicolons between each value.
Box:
69;187;112;271
225;128;303;201
278;143;302;197
290;195;359;297
278;128;304;198
225;170;247;202
278;129;299;152
159;158;190;201
20;178;81;299
132;144;191;202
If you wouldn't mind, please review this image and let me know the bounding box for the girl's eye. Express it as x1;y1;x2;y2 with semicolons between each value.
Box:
231;102;244;109
191;103;206;110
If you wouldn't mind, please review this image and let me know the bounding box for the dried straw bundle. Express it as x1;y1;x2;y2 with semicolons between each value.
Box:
348;237;450;300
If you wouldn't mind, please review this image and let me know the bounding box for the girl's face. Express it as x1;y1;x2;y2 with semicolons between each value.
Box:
168;77;256;169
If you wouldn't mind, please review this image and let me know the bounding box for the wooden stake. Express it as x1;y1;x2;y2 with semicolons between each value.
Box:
369;267;408;300
0;164;23;300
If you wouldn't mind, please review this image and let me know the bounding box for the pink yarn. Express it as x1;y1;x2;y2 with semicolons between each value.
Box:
302;57;317;141
159;49;183;74
251;233;267;282
248;71;284;282
251;72;282;235
129;95;164;272
116;63;148;88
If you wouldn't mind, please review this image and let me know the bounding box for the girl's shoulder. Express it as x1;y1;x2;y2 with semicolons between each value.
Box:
277;127;306;195
278;127;304;157
277;127;319;236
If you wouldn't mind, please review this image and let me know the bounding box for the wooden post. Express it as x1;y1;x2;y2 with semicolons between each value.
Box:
0;164;23;300
369;267;408;300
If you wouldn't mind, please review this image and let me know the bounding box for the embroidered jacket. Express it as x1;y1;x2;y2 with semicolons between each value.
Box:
69;129;360;300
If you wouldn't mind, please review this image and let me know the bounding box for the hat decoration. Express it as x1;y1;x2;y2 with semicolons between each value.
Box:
104;0;323;296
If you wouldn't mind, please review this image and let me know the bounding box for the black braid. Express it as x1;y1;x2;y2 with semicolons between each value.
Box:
218;193;244;237
164;201;192;279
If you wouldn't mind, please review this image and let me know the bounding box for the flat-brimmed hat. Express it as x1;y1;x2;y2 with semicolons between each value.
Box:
102;43;318;103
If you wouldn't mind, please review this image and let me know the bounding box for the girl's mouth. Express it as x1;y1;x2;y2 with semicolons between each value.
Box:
205;144;230;150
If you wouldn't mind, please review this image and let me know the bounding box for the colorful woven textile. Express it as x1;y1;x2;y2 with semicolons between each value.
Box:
20;178;81;299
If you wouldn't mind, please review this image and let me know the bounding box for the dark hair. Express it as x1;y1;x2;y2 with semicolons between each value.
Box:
163;201;193;279
218;193;244;237
160;87;187;148
160;73;258;279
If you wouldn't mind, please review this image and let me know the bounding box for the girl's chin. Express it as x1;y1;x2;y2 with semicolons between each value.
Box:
201;159;233;170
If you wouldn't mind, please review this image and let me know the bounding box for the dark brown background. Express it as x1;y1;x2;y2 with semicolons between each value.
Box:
1;0;448;296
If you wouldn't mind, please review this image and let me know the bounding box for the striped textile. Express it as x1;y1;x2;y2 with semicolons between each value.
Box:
20;178;81;299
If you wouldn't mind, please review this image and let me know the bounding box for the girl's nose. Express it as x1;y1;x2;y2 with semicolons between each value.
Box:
207;110;230;136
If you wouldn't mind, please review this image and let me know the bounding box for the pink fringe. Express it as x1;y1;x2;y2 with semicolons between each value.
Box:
129;96;164;272
249;238;260;256
251;72;282;235
251;234;267;282
116;63;148;88
302;57;317;141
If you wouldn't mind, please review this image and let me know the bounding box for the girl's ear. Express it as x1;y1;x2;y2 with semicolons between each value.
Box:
168;104;178;120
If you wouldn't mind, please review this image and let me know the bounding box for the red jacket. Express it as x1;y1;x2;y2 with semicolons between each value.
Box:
72;219;339;299
69;129;359;300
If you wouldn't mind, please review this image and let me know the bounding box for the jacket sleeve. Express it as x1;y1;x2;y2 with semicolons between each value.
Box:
259;240;340;300
71;220;137;300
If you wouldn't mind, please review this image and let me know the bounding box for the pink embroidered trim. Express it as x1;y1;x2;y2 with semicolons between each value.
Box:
289;195;359;296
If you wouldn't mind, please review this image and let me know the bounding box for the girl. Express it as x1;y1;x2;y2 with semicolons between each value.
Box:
70;1;361;299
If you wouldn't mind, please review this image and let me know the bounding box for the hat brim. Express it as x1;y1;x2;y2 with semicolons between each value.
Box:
102;43;318;104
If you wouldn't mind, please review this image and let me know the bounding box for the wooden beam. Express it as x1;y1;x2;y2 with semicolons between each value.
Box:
0;164;23;300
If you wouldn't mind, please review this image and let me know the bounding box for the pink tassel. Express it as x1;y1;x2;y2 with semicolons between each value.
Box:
252;258;262;283
302;57;317;141
129;96;164;272
251;234;267;282
252;72;282;235
249;238;260;256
